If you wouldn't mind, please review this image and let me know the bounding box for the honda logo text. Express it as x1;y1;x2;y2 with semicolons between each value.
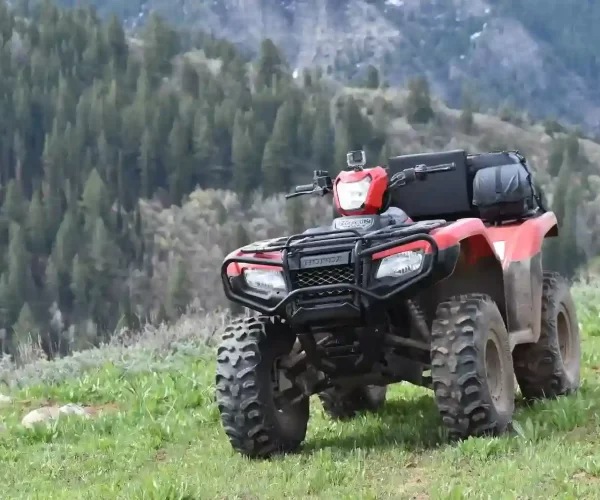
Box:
300;252;349;268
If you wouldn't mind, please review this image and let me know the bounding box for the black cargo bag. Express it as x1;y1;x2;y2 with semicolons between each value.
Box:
471;155;542;222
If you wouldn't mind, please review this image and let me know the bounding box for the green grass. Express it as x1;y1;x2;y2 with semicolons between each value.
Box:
2;331;600;500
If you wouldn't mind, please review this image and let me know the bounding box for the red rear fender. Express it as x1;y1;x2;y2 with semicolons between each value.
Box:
484;212;558;265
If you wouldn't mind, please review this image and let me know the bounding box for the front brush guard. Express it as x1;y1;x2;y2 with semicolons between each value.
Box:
220;221;445;315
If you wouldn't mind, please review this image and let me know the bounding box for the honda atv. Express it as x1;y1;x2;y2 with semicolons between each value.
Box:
215;148;581;458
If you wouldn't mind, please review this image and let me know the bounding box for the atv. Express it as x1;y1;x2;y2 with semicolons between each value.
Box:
215;148;581;458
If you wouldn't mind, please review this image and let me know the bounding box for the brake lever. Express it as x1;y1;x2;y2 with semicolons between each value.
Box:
285;187;330;199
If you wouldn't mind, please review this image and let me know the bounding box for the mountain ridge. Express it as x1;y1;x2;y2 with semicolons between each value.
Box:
55;0;600;132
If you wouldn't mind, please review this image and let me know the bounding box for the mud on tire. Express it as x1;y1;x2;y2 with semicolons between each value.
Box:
431;294;515;439
319;385;387;420
512;272;581;400
215;316;309;458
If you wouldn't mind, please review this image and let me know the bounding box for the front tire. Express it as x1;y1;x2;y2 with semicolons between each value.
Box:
319;385;387;420
512;272;581;400
215;316;309;458
431;294;515;439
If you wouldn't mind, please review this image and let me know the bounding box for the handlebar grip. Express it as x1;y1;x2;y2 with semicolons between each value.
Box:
295;184;314;193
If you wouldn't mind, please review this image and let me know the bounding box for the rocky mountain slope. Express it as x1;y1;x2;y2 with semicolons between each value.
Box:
54;0;600;131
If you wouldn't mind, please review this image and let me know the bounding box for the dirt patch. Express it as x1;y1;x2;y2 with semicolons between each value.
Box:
573;471;600;483
83;403;121;417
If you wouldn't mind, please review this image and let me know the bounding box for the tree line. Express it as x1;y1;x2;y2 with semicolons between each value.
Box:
0;0;592;362
0;0;390;359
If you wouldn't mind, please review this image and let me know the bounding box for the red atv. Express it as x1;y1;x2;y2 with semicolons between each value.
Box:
216;149;581;458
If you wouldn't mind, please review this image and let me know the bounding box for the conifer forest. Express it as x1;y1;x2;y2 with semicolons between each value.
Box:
0;0;596;360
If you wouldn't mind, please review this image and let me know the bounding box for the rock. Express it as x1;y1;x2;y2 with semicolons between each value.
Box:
0;394;12;406
21;407;61;428
59;403;90;418
21;403;93;428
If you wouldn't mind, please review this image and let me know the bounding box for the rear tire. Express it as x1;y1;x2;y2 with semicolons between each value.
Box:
319;385;387;420
512;272;581;400
431;294;515;439
215;316;309;458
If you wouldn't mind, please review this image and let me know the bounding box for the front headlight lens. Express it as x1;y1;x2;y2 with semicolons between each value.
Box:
243;269;287;292
336;176;372;211
376;251;424;279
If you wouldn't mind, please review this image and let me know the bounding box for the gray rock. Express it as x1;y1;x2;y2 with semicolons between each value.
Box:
22;404;92;428
59;403;90;418
21;407;61;428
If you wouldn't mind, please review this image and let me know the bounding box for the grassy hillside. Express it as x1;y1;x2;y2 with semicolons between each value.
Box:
1;281;600;499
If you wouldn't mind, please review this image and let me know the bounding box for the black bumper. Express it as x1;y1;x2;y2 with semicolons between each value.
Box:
221;223;459;324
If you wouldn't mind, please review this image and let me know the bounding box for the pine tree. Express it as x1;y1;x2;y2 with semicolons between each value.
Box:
52;211;79;274
138;128;156;200
543;162;570;273
44;257;60;309
298;102;315;159
261;101;296;195
166;255;191;319
405;76;434;125
168;117;190;203
286;198;304;235
106;14;128;71
2;178;26;223
70;254;89;322
12;302;38;358
88;217;120;331
340;96;372;150
459;87;476;134
7;223;34;320
312;103;333;169
142;13;180;76
366;65;380;89
192;105;216;167
548;138;565;177
81;168;110;230
231;111;256;197
26;188;47;254
255;39;285;89
181;59;199;98
333;122;351;173
558;184;582;278
0;273;11;330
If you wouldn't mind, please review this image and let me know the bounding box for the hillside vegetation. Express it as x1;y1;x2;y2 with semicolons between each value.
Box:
50;0;600;131
1;280;600;498
0;0;599;363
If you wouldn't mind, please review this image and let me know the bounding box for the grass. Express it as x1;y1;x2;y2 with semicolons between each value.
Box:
2;285;600;499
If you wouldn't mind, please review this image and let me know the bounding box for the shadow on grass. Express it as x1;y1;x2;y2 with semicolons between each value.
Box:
304;394;447;454
304;381;600;455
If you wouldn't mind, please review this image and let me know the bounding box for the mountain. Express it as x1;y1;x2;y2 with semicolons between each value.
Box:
52;0;600;132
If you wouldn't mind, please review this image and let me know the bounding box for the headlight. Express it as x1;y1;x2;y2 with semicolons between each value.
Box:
243;269;287;292
336;176;372;211
376;251;424;279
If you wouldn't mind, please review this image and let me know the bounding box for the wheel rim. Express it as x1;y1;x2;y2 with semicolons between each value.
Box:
485;336;505;409
557;306;573;366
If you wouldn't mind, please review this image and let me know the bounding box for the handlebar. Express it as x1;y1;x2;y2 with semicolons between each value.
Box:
295;184;314;193
286;170;334;199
